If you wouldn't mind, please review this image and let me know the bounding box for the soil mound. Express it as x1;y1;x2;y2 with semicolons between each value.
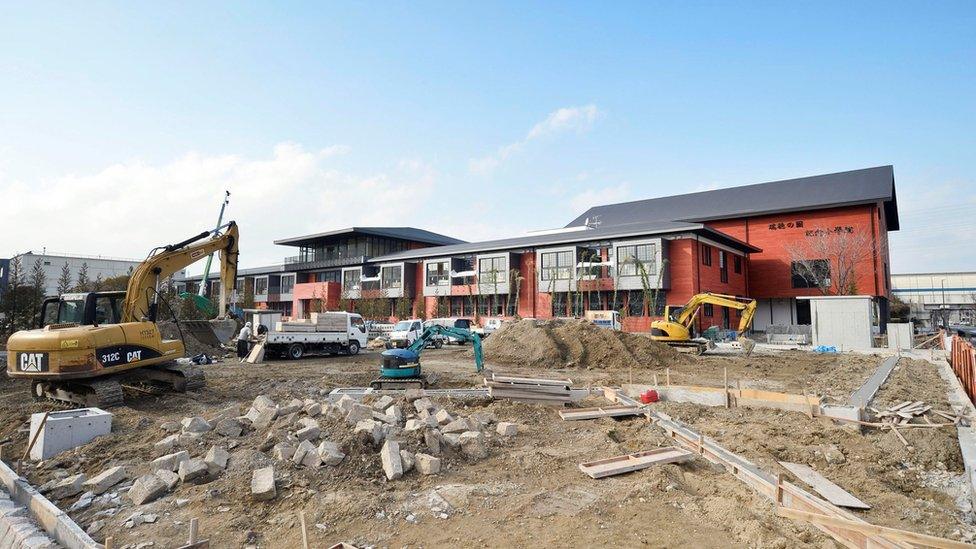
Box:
482;318;687;369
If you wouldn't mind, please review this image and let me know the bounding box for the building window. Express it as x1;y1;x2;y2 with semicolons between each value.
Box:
703;303;713;317
450;296;464;316
316;270;341;283
702;244;712;266
616;244;656;277
426;261;449;286
280;274;295;294
719;251;728;283
342;269;360;291
551;293;567;317
254;277;269;295
478;256;507;285
627;290;645;316
540;251;573;281
381;265;402;289
733;255;742;274
791;260;830;289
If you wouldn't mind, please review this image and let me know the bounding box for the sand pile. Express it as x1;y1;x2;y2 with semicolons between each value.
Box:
482;318;687;369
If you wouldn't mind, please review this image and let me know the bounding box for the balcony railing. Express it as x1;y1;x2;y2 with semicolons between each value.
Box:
283;254;368;270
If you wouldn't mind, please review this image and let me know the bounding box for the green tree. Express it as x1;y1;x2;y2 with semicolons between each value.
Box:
75;262;91;292
28;259;47;316
57;262;72;295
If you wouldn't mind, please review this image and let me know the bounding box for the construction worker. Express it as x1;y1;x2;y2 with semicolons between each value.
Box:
237;322;253;362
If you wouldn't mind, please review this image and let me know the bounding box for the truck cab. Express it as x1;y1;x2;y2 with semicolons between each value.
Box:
426;317;474;344
387;319;424;349
584;310;621;331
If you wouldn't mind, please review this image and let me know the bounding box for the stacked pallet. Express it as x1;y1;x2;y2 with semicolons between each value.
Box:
485;373;572;405
310;312;348;332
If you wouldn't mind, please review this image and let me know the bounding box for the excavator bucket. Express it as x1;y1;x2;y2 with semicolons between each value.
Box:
180;319;237;348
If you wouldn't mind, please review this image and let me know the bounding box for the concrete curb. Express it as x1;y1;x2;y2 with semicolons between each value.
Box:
0;460;101;549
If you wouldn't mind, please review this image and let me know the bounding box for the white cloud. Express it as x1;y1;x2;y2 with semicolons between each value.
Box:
568;182;631;215
0;143;448;274
469;104;603;174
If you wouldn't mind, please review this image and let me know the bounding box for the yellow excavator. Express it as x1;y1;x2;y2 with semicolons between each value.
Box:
651;292;757;355
5;222;240;407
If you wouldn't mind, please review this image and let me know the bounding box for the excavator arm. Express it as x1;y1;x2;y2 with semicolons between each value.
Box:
407;324;484;372
123;221;240;323
675;293;757;335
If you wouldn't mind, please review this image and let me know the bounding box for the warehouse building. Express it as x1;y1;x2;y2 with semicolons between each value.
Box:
0;251;173;298
891;272;976;330
180;165;898;333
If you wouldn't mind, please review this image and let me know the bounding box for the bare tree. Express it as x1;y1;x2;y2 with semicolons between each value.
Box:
785;229;874;295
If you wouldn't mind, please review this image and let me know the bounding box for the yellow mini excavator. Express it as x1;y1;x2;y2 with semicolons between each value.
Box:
651;292;757;355
5;222;240;407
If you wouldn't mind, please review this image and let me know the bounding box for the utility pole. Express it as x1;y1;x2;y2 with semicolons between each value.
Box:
197;191;231;297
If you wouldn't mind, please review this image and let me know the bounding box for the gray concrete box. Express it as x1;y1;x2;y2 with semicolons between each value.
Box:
29;408;112;461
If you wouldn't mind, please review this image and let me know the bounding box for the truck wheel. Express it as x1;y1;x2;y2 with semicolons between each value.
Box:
434;339;443;349
347;341;360;355
288;343;305;360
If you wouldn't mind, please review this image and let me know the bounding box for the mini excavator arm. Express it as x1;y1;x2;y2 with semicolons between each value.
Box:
407;325;484;372
122;221;240;323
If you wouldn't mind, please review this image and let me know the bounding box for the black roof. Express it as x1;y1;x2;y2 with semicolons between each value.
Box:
274;227;466;247
566;166;899;231
369;220;760;263
177;264;288;282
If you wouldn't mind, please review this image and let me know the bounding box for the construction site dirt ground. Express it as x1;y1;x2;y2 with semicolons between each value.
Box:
1;344;974;548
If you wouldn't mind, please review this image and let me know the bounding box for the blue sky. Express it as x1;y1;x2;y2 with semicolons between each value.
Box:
1;2;974;273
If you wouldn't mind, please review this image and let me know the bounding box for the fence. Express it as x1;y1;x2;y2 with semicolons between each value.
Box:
948;335;976;404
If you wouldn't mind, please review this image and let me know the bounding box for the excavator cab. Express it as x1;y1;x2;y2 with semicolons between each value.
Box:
37;291;127;329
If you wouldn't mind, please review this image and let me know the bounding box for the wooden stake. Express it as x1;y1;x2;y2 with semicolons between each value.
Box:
697;432;705;455
775;473;784;504
653;373;658;387
19;411;50;474
189;518;199;544
299;511;309;549
723;368;729;408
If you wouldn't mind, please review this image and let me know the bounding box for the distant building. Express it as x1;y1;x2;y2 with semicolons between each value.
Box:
0;251;184;297
891;272;976;329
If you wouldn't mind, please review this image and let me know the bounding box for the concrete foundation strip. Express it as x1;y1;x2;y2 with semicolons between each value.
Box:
849;355;901;409
0;459;100;548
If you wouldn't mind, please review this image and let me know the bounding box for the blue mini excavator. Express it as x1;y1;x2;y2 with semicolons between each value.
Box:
372;324;483;389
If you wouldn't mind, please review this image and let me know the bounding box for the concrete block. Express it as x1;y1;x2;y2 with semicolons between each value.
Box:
46;474;86;500
459;431;487;459
400;450;415;473
180;416;212;433
471;411;496;426
442;419;469;434
252;395;277;414
424;428;443;455
205;446;230;471
251;467;276;501
346;403;373;424
372;411;397;425
295;425;321;442
415;453;441;475
404;419;425;432
215;418;244;437
292;440;321;468
154;434;180;454
279;399;304;415
129;474;167;505
83;466;129;495
154;469;180;490
380;440;403;480
317;441;345;466
178;458;208;483
385;405;403;425
272;443;295;461
434;409;453;425
28;408;112;461
354;419;384;445
253;407;277;429
413;398;434;414
442;433;461;449
151;450;190;472
496;422;518;436
372;395;394;411
336;394;356;412
303;402;322;417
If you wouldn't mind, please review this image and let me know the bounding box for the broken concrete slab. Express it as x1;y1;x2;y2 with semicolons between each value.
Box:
496;422;518;436
317;441;345;466
404;419;425;432
385;405;404;425
178;458;209;483
279;399;304;416
251;467;276;501
400;450;415;473
424;428;443;455
372;395;394;411
205;446;230;471
84;466;129;495
180;416;212;433
355;419;385;446
346;403;373;424
47;474;86;500
415;453;441;475
215;417;244;437
304;402;322;417
471;411;496;426
129;474;168;505
153;434;180;454
434;409;453;425
295;425;321;442
151;450;190;473
252;407;277;430
154;469;180;490
442;418;470;434
413;398;434;414
293;440;322;468
380;440;403;480
459;431;488;459
272;443;296;461
252;395;278;414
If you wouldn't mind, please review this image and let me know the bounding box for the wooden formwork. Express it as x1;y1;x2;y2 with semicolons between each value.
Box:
949;335;976;405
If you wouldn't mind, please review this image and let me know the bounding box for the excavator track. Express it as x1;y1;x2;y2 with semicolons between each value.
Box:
32;378;125;408
125;362;206;392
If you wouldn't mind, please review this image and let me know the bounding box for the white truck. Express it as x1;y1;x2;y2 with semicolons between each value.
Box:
245;310;368;360
386;318;426;349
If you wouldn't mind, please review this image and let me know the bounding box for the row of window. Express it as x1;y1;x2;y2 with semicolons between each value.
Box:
700;244;743;283
540;244;659;281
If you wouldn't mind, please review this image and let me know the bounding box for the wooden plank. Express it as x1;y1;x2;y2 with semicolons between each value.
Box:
559;405;644;421
579;447;693;479
777;507;971;549
485;382;571;395
490;373;572;386
779;462;870;510
245;339;266;364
